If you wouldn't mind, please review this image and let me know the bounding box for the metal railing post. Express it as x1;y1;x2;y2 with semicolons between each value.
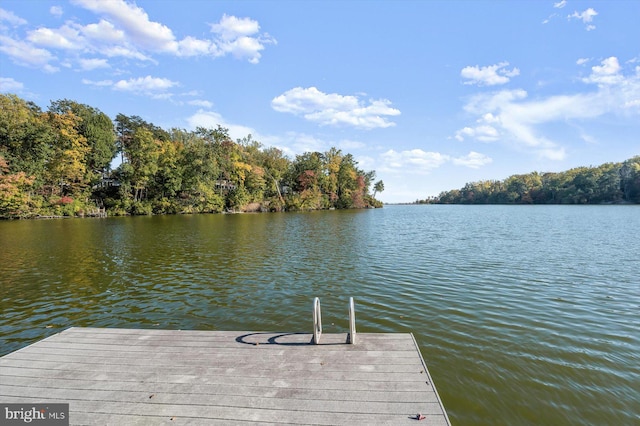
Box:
348;297;356;344
312;297;322;344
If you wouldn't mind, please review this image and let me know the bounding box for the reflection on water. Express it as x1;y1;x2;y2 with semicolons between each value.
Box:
1;206;639;425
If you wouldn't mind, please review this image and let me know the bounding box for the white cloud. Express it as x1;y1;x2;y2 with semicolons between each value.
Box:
576;57;590;66
69;1;274;62
452;152;493;168
578;130;598;145
209;14;276;63
455;125;499;142
186;110;261;142
81;20;125;44
378;148;492;174
461;62;520;86
569;8;597;30
380;149;450;174
582;56;623;85
458;89;580;159
569;8;597;23
2;2;274;76
273;87;357;115
481;112;500;123
210;14;260;40
82;78;113;87
272;87;400;129
102;45;151;61
0;8;27;26
187;110;223;129
187;100;214;108
455;57;640;160
50;6;64;18
27;25;83;50
0;35;59;72
624;99;640;110
23;17;152;63
176;36;212;57
82;75;178;98
228;36;263;64
0;77;23;92
71;0;176;52
112;75;178;95
78;58;109;70
464;88;527;113
544;0;566;22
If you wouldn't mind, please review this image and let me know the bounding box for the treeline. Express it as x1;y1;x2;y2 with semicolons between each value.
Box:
416;157;640;205
0;94;383;219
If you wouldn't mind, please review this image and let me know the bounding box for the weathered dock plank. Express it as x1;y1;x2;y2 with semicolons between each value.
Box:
0;374;436;403
0;328;450;425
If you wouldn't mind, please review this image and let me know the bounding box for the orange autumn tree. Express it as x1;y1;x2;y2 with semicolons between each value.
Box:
0;156;35;218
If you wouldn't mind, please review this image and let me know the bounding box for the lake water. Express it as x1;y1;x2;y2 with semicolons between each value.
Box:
1;205;638;425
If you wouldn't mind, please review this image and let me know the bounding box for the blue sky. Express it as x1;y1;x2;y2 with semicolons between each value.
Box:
1;0;639;203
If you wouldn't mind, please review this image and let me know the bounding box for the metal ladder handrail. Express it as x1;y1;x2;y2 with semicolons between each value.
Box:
348;297;356;344
312;297;322;344
312;297;356;345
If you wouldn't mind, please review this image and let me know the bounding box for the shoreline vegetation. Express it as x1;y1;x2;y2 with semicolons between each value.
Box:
411;156;640;205
0;94;384;219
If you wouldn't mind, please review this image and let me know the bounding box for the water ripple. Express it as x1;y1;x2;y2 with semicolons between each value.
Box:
1;206;639;425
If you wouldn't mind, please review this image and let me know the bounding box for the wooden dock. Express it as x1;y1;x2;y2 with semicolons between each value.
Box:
0;327;450;425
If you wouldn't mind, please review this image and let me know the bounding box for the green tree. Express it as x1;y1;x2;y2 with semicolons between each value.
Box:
594;163;622;203
258;146;289;208
0;94;53;184
178;129;221;212
115;114;144;164
150;138;183;212
620;156;640;202
49;99;116;178
373;180;385;198
322;147;342;204
1;94;384;216
336;154;363;208
227;186;250;210
126;127;160;202
291;151;323;192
